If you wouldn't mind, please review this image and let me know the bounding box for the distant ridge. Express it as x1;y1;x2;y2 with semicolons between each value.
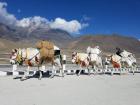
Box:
0;23;140;57
0;23;73;47
68;34;140;56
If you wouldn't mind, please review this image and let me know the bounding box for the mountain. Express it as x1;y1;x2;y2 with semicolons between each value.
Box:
0;23;140;57
0;23;73;47
68;34;140;56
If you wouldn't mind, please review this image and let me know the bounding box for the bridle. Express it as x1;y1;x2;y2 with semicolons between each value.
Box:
72;53;78;63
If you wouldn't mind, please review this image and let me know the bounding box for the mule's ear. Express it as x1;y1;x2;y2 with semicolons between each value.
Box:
14;49;17;52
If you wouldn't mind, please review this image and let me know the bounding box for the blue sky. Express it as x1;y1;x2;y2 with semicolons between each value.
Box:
1;0;140;38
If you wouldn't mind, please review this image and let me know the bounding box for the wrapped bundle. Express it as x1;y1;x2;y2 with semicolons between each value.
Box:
39;47;54;58
36;40;54;58
36;40;54;50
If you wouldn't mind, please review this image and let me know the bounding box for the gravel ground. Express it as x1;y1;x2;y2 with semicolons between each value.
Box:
0;73;140;105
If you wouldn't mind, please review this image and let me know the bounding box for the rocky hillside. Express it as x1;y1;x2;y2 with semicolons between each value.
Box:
0;23;73;48
0;22;140;57
68;34;140;56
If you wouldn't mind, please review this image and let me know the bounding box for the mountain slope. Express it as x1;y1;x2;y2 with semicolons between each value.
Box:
0;23;73;47
68;35;140;56
0;23;140;57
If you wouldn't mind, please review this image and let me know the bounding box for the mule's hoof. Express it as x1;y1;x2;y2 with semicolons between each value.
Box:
77;74;80;76
38;77;42;80
88;73;91;76
20;77;27;81
50;75;54;78
38;75;42;80
61;74;65;77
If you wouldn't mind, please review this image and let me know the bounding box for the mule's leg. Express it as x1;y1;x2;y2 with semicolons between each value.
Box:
104;64;108;74
21;66;30;81
57;58;64;77
37;65;42;80
100;61;104;74
93;65;97;74
50;59;55;78
87;66;90;75
61;66;64;77
78;64;82;76
132;67;135;75
39;70;43;80
38;58;44;80
50;65;55;78
59;61;64;77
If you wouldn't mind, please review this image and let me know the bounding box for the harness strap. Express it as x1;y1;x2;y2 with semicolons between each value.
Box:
28;52;40;61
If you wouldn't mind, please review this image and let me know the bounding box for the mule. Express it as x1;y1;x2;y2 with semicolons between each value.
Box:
72;52;91;75
86;46;103;70
10;46;63;80
106;50;137;69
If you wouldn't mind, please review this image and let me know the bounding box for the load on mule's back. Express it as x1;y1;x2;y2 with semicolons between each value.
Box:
36;40;55;80
36;40;54;61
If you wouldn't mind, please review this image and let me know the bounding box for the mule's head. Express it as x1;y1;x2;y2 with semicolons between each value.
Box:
105;55;112;64
10;49;18;64
72;52;77;63
10;48;23;65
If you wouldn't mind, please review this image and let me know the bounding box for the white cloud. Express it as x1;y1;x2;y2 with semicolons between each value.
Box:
0;2;17;26
0;2;88;34
50;18;84;33
17;16;49;28
17;16;50;33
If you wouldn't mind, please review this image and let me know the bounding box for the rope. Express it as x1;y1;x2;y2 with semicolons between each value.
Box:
28;52;40;61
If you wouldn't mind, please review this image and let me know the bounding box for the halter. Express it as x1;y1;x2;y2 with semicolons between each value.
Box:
16;48;30;63
72;53;78;63
16;48;23;64
21;48;39;60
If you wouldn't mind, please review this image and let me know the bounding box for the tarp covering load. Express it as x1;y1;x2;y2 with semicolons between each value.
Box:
36;40;54;58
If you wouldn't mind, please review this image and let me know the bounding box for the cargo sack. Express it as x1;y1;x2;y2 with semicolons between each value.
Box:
36;40;54;50
39;47;54;58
